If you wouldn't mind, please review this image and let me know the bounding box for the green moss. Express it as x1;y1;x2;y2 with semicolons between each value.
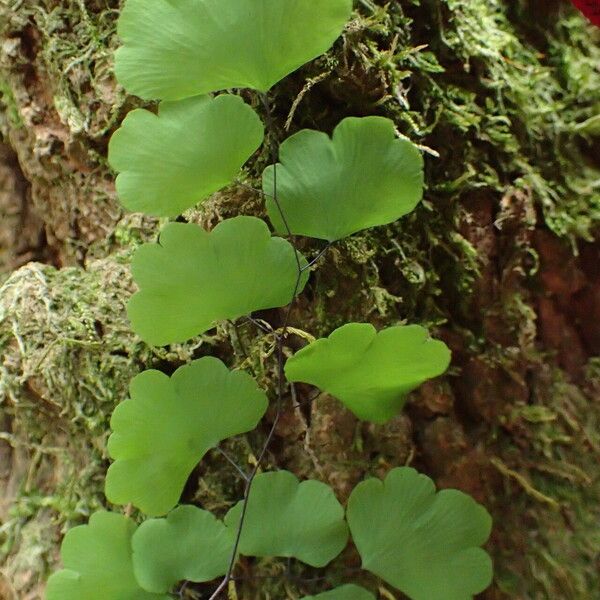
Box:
34;0;127;138
495;364;600;597
0;77;22;130
0;257;198;593
348;0;600;244
0;0;599;597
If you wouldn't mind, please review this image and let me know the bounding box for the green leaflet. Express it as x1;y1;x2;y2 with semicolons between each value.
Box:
225;470;349;567
46;512;168;600
131;473;350;590
347;468;493;600
105;357;267;516
132;505;235;593
301;585;376;600
285;323;451;423
264;117;424;241
108;95;264;217
128;216;307;346
115;0;352;100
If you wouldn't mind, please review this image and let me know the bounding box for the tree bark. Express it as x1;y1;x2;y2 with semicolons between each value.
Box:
1;1;599;598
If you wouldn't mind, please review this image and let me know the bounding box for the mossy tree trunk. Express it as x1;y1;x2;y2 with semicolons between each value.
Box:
1;1;599;598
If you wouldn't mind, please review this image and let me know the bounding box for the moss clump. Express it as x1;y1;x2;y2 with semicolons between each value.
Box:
494;363;600;597
0;0;126;140
0;256;197;596
0;77;22;129
0;0;134;261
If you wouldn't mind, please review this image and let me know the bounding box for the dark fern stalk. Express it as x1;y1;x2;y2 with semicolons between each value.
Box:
209;91;328;600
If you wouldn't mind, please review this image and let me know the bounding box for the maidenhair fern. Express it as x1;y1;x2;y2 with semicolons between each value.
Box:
47;0;493;598
131;506;234;592
127;217;307;345
105;357;267;516
109;95;264;216
46;512;168;600
285;323;452;422
347;468;493;600
114;0;353;99
264;116;425;241
224;471;349;567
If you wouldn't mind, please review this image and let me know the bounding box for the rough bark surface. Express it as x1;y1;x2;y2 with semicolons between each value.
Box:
0;1;599;599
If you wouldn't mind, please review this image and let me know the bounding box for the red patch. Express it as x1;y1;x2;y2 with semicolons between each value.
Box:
571;0;600;26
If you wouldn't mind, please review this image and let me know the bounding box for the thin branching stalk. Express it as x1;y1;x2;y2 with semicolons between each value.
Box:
208;91;314;600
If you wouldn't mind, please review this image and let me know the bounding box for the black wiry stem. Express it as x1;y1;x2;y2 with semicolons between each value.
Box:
208;91;305;600
215;446;250;482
